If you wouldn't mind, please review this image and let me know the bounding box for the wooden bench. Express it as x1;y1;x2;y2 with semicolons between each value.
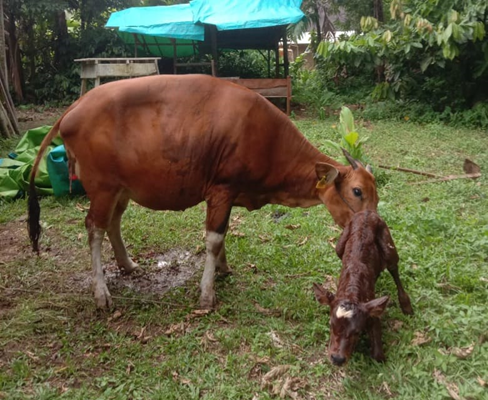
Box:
222;77;292;116
75;58;160;96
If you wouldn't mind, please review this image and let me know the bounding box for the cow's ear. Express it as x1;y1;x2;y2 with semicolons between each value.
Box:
315;163;339;189
363;296;389;318
313;283;335;306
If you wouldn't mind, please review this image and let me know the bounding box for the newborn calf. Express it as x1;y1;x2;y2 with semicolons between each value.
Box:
313;210;413;366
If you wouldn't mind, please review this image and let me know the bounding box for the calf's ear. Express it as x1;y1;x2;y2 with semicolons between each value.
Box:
313;283;335;306
315;163;339;189
363;296;389;317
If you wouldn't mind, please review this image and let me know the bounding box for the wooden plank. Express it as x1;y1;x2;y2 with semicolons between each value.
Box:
80;63;158;79
75;57;160;62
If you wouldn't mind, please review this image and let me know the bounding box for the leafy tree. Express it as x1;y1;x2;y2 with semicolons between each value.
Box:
316;0;488;109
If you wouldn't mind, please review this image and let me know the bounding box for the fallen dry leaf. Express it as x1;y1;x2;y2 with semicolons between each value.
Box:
164;322;186;336
438;343;474;359
297;236;308;246
411;331;431;346
433;369;461;400
186;309;211;319
267;331;285;348
477;377;486;387
108;310;122;322
285;224;301;230
259;235;271;243
254;302;281;317
389;320;404;332
261;365;291;387
230;231;246;238
451;343;475;359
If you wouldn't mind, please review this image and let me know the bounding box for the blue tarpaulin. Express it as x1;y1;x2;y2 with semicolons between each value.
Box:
190;0;304;31
106;0;304;40
106;4;205;41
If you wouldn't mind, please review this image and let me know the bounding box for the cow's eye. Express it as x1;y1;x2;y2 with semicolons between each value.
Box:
353;188;362;197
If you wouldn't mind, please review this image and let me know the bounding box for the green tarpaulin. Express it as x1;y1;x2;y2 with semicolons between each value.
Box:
0;126;84;200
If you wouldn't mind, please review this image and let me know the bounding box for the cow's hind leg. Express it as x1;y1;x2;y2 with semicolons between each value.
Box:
85;190;120;309
200;192;233;309
215;219;232;276
107;195;138;274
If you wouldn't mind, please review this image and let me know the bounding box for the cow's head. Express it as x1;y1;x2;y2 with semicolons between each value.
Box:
313;283;389;366
315;150;378;228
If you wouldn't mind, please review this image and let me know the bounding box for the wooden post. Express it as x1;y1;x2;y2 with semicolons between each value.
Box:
210;25;218;77
283;28;289;78
172;39;177;74
275;46;279;78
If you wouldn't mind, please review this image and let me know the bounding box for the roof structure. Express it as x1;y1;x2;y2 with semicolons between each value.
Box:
105;0;304;77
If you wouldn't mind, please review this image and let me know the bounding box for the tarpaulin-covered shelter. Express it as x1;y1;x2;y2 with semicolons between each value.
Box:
106;0;304;77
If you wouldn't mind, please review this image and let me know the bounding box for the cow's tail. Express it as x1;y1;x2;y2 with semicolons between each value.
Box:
28;118;64;253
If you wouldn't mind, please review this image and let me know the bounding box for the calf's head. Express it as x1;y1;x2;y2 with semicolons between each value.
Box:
315;150;378;228
313;283;389;366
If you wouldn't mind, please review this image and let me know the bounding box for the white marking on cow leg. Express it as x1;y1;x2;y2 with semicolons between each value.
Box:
336;305;354;319
89;227;113;309
200;231;224;309
107;217;138;274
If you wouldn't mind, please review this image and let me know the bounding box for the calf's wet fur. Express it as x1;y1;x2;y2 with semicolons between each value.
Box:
313;210;413;366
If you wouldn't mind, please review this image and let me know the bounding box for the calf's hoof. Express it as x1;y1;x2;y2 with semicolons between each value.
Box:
94;285;113;310
400;296;414;315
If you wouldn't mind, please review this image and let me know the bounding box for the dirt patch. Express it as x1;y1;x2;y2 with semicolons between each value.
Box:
0;220;30;265
66;248;204;296
17;107;64;132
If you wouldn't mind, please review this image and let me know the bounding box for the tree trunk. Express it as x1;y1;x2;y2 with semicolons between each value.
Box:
373;0;384;23
6;9;23;102
0;0;8;91
53;10;69;70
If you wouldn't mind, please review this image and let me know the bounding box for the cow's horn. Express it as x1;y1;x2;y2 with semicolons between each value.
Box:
342;148;358;170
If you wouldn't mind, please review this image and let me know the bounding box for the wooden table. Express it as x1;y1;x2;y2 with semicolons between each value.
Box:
74;58;160;96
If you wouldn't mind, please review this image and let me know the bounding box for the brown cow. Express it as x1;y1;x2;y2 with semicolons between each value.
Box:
28;74;378;310
313;210;413;366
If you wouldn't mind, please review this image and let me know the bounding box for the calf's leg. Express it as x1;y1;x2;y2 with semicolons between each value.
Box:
377;220;413;315
367;317;386;362
387;264;414;315
106;195;138;273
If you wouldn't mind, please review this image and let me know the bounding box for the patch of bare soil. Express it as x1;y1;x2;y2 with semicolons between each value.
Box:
0;220;29;265
17;107;65;132
67;249;204;296
1;219;204;303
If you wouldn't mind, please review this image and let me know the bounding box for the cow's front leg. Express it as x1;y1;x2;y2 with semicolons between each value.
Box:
200;193;233;309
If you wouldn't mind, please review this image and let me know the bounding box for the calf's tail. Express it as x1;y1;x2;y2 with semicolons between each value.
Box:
27;119;63;253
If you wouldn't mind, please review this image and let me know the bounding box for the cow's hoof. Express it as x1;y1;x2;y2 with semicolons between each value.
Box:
119;260;139;274
199;292;217;310
371;351;386;363
94;285;113;309
216;267;233;280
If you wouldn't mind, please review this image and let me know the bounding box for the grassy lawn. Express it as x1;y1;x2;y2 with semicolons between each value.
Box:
0;117;487;399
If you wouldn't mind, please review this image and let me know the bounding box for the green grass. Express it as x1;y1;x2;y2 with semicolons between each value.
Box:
1;118;487;399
